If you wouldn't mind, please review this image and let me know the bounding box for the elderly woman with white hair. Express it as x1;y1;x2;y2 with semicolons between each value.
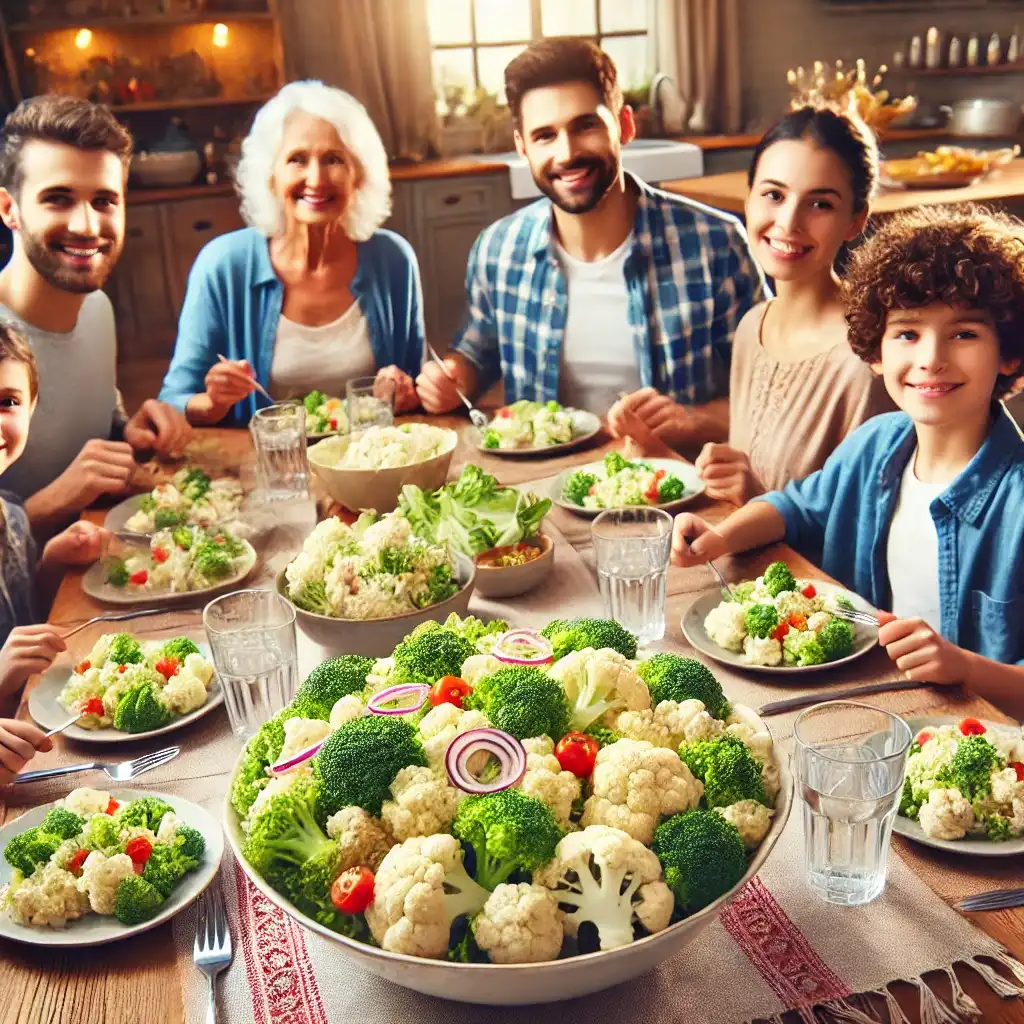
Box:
159;80;424;425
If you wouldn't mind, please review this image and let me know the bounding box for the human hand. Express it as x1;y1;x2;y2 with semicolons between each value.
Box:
877;616;970;685
203;358;257;412
124;399;192;456
41;520;112;567
0;718;54;786
415;357;472;414
608;407;679;460
671;512;729;568
695;443;763;506
47;438;138;511
608;388;695;447
0;626;66;701
376;365;418;414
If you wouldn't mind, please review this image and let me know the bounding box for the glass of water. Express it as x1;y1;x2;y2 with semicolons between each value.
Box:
346;375;395;431
203;589;300;740
591;507;672;644
249;402;310;500
794;701;912;907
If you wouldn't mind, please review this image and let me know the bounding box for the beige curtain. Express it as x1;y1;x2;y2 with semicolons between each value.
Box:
280;0;439;160
654;0;742;135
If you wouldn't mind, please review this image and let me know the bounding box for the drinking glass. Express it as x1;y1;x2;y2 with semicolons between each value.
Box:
793;701;912;907
249;402;310;500
591;507;672;644
203;589;300;740
346;375;395;431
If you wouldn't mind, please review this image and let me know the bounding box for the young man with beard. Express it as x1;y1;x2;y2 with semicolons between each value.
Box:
0;95;191;531
416;38;767;448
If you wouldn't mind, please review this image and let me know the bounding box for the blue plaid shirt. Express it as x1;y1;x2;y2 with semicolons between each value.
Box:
453;174;768;405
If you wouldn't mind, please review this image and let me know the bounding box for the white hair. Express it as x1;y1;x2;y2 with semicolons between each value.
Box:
235;80;391;241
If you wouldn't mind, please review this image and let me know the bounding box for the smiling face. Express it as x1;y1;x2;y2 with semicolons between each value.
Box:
0;139;125;293
0;357;36;474
514;81;631;215
745;138;867;283
272;111;362;229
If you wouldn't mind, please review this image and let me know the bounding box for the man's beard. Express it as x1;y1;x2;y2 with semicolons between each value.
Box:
21;228;119;294
534;154;618;215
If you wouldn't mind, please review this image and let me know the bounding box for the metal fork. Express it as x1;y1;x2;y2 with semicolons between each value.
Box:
194;881;233;1024
60;607;167;641
425;341;489;429
707;559;739;602
831;606;880;628
13;745;180;784
956;887;1024;912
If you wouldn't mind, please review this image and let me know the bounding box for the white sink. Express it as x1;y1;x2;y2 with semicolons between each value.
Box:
476;139;704;201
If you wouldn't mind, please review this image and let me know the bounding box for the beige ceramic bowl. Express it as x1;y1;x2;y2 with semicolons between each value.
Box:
307;427;457;514
472;532;554;599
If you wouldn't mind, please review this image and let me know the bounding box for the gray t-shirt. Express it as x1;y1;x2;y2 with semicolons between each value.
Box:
0;291;120;500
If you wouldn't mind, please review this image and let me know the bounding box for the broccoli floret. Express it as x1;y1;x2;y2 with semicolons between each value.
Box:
652;809;748;913
154;507;185;530
160;637;201;662
390;624;476;686
540;617;637;661
743;604;778;640
413;564;458;607
229;712;296;817
107;558;130;587
732;581;756;602
113;874;166;926
464;665;571;741
818;618;855;661
3;827;63;875
82;814;121;853
292;654;374;720
679;734;767;808
563;471;597;506
139;495;157;513
108;633;143;665
481;428;501;449
116;796;175;832
442;613;508;650
637;653;727;719
113;682;174;733
898;777;920;819
174;825;205;861
985;815;1015;841
192;542;233;579
313;714;426;820
452;788;564;890
657;476;686;503
762;561;797;598
584;723;621;748
936;735;1005;803
171;526;193;550
304;389;327;415
40;807;84;840
603;451;631;476
796;638;826;667
142;842;199;898
291;578;334;616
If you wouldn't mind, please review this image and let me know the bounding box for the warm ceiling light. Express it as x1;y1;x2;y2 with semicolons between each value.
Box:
25;47;36;57
74;28;92;49
212;23;229;47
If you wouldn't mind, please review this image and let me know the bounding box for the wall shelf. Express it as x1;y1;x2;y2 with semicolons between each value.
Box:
909;62;1024;77
8;11;273;33
106;93;273;114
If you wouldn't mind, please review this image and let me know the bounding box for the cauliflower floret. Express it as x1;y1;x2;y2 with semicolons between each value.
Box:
724;705;774;762
518;736;581;829
279;717;333;761
990;768;1024;809
364;657;396;695
918;787;975;841
773;590;815;620
472;883;564;964
460;653;503;686
581;739;703;844
716;800;773;848
742;635;783;667
360;513;412;551
182;653;214;687
118;826;156;847
157;671;208;715
58;788;111;817
380;766;460;841
547;647;651;731
324;805;395;872
806;611;832;633
417;703;490;773
329;694;365;728
704;601;747;652
6;860;90;928
612;699;721;749
77;851;135;915
155;813;181;844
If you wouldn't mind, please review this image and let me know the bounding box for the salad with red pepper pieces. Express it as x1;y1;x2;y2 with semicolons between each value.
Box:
562;452;689;510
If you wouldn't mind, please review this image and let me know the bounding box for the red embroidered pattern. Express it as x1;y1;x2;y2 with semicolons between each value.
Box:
234;861;328;1024
720;877;851;1008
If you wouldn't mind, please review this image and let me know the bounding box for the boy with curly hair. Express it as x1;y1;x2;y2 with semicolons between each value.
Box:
672;205;1024;710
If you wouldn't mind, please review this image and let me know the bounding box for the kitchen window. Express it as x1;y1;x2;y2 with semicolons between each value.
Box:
427;0;650;106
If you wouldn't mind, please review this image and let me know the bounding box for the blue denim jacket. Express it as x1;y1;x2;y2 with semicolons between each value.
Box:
756;410;1024;664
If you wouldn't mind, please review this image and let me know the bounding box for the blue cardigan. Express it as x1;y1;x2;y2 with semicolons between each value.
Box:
159;227;426;425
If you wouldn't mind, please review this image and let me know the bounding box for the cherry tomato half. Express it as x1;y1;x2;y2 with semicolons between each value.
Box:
129;569;149;585
771;621;790;642
83;697;105;717
152;547;169;564
788;613;808;630
154;657;181;680
959;717;986;736
331;866;375;914
105;798;120;815
67;849;89;876
75;660;91;674
554;731;600;778
429;676;472;709
916;731;933;747
1009;761;1024;782
125;835;153;866
801;584;817;599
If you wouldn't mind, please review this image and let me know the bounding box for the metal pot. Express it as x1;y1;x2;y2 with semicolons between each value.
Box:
940;99;1022;137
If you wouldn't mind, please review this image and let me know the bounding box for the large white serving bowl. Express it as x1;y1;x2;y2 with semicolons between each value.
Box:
225;737;792;1005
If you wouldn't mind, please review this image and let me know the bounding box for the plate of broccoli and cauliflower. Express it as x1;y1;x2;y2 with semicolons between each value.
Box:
223;613;791;1004
0;788;222;945
682;561;878;674
554;452;704;516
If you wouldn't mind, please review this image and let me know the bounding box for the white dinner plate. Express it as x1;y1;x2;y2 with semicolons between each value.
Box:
550;457;705;518
0;789;224;947
681;580;878;676
892;716;1024;858
466;409;602;457
28;638;224;745
81;540;257;607
104;490;246;540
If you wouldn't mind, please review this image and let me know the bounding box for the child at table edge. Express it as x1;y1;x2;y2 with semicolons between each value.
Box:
0;322;112;782
671;205;1024;715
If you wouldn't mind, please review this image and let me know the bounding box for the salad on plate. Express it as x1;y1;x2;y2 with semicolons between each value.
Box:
57;633;215;733
122;468;243;534
899;718;1024;842
481;400;579;450
563;452;689;510
303;391;347;436
228;613;782;964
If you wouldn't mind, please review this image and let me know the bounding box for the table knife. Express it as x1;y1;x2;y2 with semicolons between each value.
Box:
757;679;930;717
957;888;1024;912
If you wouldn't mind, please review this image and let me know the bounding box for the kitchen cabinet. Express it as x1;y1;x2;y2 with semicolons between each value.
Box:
164;196;247;312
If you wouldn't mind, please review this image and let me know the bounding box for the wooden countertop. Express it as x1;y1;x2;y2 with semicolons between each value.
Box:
663;158;1024;215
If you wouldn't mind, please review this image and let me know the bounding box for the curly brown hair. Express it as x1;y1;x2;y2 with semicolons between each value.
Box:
843;204;1024;398
0;321;38;400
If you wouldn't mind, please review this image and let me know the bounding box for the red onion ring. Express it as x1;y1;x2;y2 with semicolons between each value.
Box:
367;683;430;716
493;629;553;667
445;727;527;794
268;739;325;776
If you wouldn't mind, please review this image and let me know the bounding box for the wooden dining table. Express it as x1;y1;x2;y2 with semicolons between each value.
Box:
1;416;1022;1024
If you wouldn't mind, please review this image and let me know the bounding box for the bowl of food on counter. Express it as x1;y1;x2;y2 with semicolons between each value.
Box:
472;533;554;599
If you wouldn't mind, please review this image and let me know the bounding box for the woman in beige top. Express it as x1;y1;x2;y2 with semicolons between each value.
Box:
696;106;893;503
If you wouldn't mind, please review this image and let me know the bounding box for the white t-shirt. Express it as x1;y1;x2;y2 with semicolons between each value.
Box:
269;302;376;400
886;453;945;630
556;233;642;413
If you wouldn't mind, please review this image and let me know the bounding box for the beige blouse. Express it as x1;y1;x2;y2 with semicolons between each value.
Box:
729;302;895;494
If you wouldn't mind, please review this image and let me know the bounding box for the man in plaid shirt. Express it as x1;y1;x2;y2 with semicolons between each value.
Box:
416;37;768;448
